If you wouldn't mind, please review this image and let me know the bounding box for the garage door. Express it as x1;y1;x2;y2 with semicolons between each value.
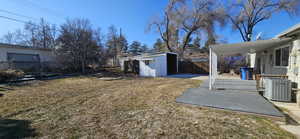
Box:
7;53;40;70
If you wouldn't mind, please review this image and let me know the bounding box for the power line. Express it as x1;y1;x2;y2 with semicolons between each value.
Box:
0;9;38;20
8;0;65;22
22;0;65;20
0;15;35;25
0;8;59;26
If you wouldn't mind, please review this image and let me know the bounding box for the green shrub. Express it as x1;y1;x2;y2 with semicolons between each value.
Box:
0;69;24;83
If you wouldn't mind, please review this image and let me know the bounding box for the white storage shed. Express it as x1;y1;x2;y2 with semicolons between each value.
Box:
120;52;178;77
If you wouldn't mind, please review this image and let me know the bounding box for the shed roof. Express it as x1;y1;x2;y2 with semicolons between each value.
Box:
210;38;292;56
141;52;177;58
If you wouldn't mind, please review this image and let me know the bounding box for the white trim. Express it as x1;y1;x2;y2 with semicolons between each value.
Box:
141;52;177;58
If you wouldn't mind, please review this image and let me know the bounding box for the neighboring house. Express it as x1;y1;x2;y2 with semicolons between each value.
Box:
0;43;55;71
119;52;178;77
209;23;300;90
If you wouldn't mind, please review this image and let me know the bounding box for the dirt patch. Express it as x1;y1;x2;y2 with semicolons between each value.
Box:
0;77;295;138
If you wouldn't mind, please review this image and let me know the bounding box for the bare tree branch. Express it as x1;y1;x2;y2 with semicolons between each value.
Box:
228;0;300;42
148;0;226;58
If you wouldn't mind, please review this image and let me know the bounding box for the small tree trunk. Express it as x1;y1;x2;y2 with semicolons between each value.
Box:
81;59;85;74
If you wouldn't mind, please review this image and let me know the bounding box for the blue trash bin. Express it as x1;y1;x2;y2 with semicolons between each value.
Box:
240;67;253;80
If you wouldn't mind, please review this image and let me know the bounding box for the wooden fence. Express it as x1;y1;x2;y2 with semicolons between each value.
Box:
178;60;209;74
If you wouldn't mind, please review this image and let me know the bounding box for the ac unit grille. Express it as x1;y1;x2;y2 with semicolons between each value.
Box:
264;78;291;102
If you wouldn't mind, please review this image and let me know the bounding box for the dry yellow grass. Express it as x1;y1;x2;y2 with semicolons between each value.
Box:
0;77;295;138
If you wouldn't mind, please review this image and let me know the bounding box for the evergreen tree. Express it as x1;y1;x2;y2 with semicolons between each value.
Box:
141;44;148;52
118;34;128;53
129;41;142;54
153;38;166;52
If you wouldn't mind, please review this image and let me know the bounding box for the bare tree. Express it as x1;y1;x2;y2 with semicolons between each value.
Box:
25;19;57;48
1;32;14;44
149;0;226;58
1;29;33;46
106;25;128;66
36;19;57;48
0;18;57;48
57;18;103;73
24;21;38;47
228;0;300;42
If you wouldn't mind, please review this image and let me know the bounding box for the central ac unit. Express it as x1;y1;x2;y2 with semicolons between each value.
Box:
264;78;291;102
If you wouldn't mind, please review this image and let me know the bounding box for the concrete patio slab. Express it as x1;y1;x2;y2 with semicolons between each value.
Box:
167;74;208;80
176;79;284;118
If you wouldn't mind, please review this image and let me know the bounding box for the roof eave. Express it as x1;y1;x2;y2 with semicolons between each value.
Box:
275;23;300;38
210;38;293;56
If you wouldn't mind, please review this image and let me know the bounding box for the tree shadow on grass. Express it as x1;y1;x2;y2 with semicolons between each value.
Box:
0;119;37;139
0;86;14;92
0;86;14;97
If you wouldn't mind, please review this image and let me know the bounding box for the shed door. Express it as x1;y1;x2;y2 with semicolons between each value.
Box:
167;53;177;75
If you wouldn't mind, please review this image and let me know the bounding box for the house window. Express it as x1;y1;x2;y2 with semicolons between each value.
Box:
274;46;289;67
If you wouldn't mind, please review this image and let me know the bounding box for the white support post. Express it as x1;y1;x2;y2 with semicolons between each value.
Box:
209;47;212;90
209;47;218;91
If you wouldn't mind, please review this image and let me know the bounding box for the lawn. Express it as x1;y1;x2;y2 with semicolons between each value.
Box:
0;76;295;138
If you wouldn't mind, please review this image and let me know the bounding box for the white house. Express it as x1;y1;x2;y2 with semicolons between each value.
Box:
209;23;300;90
207;22;300;109
0;43;55;70
120;52;178;77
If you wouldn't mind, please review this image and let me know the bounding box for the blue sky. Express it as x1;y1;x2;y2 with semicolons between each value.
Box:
0;0;299;47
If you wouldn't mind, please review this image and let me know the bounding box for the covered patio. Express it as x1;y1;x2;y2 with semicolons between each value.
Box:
176;38;293;118
209;38;292;90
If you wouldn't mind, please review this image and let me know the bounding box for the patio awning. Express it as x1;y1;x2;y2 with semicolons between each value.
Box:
210;38;293;56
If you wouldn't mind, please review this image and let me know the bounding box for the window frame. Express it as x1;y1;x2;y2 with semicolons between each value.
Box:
273;45;290;68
